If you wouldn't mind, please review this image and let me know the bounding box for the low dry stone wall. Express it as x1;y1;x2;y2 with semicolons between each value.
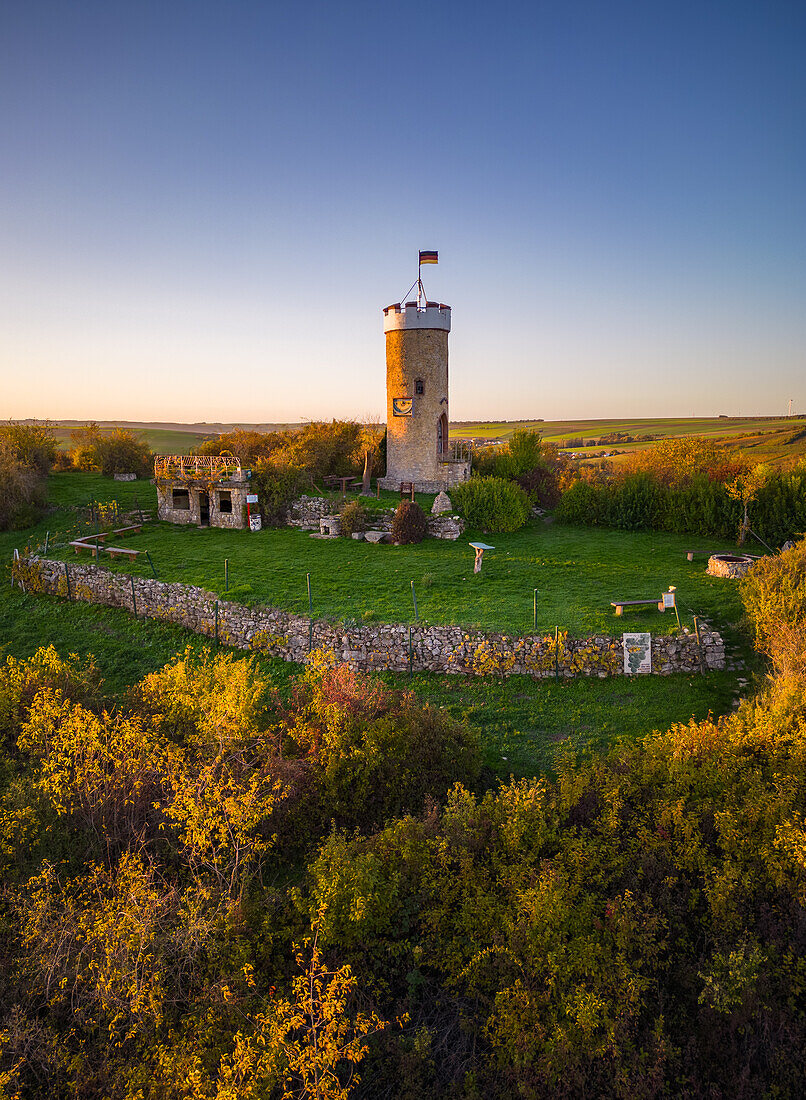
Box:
15;556;726;678
287;496;465;540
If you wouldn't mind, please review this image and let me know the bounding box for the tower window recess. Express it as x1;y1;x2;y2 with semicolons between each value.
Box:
218;491;233;514
172;488;190;511
415;379;425;395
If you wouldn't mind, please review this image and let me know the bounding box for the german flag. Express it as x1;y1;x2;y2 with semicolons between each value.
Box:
419;250;438;264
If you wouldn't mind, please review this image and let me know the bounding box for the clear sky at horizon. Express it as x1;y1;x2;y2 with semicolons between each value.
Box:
1;0;804;423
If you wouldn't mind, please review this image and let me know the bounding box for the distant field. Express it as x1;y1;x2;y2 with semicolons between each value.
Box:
50;425;213;454
45;421;301;455
34;415;806;467
451;415;806;442
452;416;806;468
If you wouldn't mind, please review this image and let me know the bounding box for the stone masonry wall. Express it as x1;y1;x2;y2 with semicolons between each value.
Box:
287;497;465;539
16;556;726;678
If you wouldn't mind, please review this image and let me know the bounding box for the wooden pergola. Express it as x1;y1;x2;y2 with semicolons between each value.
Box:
153;454;243;481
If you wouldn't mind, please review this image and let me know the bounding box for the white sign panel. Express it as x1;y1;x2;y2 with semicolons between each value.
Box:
662;591;676;610
249;514;262;532
623;633;652;675
246;494;259;504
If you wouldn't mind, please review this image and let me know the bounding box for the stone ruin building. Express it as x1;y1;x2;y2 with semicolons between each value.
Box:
155;454;253;529
377;295;471;493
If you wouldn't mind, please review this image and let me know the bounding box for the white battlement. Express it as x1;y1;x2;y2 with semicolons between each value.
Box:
383;301;451;333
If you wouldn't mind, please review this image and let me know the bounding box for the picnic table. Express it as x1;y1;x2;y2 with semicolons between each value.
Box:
323;476;361;496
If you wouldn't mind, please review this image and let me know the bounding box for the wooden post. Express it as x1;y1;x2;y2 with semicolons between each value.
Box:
307;573;313;653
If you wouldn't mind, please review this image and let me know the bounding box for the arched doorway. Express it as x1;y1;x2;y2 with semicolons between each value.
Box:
437;412;448;455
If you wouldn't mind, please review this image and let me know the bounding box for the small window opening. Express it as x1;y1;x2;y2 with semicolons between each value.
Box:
172;488;190;511
218;491;233;514
415;378;425;396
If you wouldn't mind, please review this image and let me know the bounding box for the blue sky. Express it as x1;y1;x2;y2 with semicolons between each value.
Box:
1;0;804;422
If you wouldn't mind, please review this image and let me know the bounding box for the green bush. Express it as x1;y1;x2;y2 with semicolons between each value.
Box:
339;499;368;537
251;462;308;525
391;500;427;544
451;476;531;533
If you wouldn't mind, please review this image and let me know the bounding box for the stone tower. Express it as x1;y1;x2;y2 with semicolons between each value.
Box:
378;299;470;493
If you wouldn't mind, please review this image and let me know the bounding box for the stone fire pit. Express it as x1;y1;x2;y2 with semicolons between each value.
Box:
707;553;755;579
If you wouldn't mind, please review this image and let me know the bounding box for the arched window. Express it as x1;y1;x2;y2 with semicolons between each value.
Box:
415;378;425;396
437;412;448;455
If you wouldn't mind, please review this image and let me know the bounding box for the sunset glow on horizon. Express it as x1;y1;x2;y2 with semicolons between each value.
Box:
1;1;804;423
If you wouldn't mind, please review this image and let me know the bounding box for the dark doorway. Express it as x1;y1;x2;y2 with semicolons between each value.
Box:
199;491;210;526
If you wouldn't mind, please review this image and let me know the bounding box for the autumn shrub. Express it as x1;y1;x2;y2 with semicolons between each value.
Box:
132;646;276;748
18;690;170;847
94;428;152;476
339;498;368;538
0;421;58;475
0;420;56;528
0;441;46;530
279;420;365;480
622;435;739;486
451;476;531;532
284;657;481;830
196;427;288;465
741;536;806;676
68;423;103;470
391;500;427;544
0;646;101;743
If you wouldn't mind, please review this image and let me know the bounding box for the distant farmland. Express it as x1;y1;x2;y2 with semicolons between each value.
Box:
47;421;300;455
37;414;806;467
451;416;806;468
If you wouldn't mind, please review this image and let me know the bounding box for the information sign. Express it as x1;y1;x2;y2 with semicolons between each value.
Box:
623;633;652;675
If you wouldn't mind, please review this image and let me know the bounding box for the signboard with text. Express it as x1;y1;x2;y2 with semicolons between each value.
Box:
623;633;652;674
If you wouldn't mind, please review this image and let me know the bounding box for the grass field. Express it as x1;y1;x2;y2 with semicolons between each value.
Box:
1;471;759;777
31;474;749;640
0;583;748;777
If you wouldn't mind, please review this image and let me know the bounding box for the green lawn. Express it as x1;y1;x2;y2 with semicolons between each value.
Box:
0;470;758;779
0;586;749;778
12;471;750;641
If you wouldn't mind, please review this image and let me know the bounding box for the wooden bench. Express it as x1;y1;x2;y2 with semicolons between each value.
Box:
110;524;142;537
106;547;140;561
611;598;664;616
399;482;415;500
70;540;101;556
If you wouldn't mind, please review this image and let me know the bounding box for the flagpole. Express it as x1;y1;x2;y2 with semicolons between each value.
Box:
417;253;422;309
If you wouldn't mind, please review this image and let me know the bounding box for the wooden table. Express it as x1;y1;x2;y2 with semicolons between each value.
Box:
469;541;495;574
